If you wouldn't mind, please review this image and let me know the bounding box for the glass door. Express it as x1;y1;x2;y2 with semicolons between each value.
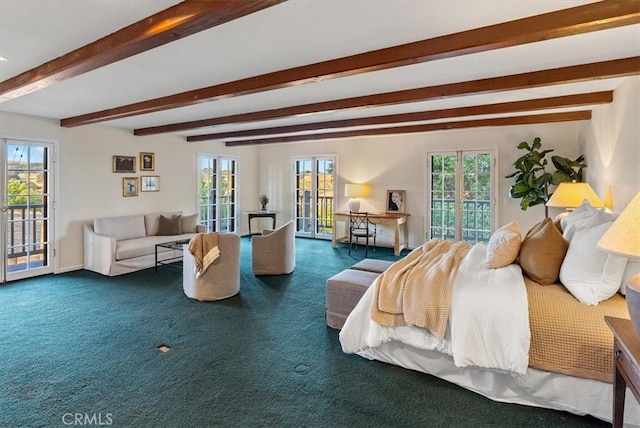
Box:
2;138;55;283
197;154;237;233
294;157;335;239
428;150;495;244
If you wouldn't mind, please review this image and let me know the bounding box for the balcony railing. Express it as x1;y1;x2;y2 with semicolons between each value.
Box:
5;204;47;272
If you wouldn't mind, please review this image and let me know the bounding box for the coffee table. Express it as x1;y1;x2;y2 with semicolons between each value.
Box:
155;239;191;272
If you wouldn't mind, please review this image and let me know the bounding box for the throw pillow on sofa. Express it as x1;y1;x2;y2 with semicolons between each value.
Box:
181;214;198;233
157;214;182;235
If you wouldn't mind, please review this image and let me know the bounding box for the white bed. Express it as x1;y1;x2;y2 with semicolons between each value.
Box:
339;220;640;427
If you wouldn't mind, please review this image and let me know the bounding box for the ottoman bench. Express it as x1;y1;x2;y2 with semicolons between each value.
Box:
351;258;394;274
326;268;379;329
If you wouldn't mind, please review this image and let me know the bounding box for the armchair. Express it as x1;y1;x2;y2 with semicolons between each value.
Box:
183;233;241;301
252;220;296;275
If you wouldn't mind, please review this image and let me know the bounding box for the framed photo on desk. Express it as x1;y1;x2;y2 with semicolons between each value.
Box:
387;190;406;213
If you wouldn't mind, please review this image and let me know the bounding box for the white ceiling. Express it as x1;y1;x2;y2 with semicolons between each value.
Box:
1;0;639;144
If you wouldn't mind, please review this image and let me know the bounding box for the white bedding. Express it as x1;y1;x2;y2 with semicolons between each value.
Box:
340;243;530;375
338;243;640;425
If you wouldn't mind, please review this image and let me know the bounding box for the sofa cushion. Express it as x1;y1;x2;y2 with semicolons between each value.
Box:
94;215;146;241
181;213;198;233
158;214;182;235
115;234;196;260
145;212;181;236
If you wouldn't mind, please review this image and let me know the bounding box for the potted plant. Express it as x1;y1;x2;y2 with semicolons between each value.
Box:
259;194;269;211
506;137;587;217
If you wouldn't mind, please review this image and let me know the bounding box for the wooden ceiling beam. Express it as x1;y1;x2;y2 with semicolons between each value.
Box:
224;111;592;147
61;0;639;128
0;0;287;102
136;57;638;136
186;91;612;142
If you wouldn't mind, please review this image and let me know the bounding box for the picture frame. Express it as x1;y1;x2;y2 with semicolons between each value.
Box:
122;177;139;197
386;190;406;213
112;155;136;173
140;175;159;192
140;152;155;171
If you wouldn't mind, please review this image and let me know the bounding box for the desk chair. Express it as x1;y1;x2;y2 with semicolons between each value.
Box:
348;212;376;257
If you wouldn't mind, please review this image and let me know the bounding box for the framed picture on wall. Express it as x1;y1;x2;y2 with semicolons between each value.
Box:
112;155;136;173
122;177;139;197
140;152;155;171
386;190;406;213
141;176;159;192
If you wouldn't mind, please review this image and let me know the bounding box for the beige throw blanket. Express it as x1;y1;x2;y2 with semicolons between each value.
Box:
188;233;220;278
370;239;472;339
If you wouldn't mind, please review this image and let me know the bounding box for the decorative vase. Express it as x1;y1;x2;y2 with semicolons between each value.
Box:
261;205;267;211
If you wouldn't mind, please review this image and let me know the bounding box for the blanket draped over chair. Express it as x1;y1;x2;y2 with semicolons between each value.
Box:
188;233;220;278
370;239;472;339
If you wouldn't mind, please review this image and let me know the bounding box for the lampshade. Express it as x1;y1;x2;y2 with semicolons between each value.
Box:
344;183;365;198
345;183;366;212
598;191;640;338
546;182;604;209
597;191;640;258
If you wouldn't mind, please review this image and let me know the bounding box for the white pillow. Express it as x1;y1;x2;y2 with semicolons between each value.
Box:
485;221;521;268
559;221;628;305
560;200;597;233
562;204;617;243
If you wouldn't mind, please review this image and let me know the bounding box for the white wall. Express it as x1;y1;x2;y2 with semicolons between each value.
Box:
2;76;636;273
0;112;258;272
257;122;581;249
580;76;640;212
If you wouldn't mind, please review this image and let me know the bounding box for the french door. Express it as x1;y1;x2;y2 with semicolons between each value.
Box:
294;156;335;239
1;138;55;283
427;150;495;244
197;154;237;233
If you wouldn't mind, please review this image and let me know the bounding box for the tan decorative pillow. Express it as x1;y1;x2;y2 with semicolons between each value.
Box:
181;213;198;233
485;221;521;268
519;218;569;285
157;214;182;236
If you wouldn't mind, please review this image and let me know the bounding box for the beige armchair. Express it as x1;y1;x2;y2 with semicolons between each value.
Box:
251;220;296;275
183;233;241;301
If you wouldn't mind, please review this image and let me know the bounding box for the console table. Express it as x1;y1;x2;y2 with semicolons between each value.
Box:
245;211;277;236
332;212;410;256
605;316;640;428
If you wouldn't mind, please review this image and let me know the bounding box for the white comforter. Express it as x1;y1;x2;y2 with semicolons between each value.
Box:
339;243;530;375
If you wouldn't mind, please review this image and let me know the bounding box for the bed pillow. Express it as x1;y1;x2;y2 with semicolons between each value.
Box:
559;221;628;305
157;214;182;235
561;202;617;243
560;200;597;234
485;221;521;268
181;213;198;233
518;218;568;285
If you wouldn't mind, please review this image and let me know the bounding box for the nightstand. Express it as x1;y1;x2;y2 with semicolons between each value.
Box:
605;316;640;428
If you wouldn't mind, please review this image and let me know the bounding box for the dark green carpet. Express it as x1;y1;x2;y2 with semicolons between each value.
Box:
1;238;607;427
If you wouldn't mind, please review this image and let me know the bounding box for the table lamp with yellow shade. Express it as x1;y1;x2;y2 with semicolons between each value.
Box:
345;183;366;213
598;191;640;335
546;181;604;214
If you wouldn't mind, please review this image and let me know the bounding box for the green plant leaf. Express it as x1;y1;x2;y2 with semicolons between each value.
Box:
517;141;530;150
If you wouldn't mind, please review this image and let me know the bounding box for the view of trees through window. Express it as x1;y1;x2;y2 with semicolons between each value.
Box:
429;151;493;243
295;157;335;238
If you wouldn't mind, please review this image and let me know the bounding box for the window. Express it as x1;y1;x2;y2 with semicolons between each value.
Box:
428;151;495;243
294;157;335;239
197;154;237;233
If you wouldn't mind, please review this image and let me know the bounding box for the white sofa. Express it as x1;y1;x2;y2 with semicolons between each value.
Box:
83;212;204;276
